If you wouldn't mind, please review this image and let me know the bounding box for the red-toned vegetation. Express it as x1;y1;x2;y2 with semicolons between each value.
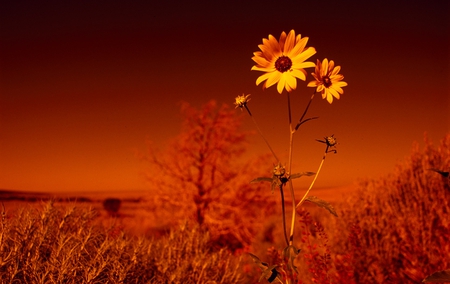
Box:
327;133;450;283
143;100;277;250
1;97;448;283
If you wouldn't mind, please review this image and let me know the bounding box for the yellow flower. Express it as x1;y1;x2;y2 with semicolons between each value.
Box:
234;94;251;109
251;30;316;94
307;58;347;104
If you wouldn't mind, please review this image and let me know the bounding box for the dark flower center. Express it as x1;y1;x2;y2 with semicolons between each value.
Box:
275;56;292;73
323;76;332;88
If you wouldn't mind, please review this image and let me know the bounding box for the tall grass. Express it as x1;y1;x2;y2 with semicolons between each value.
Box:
330;133;450;283
0;201;245;283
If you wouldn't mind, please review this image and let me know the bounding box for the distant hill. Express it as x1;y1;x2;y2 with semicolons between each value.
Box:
0;189;93;202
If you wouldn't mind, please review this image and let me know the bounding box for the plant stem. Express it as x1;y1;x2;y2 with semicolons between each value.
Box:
294;92;315;132
286;92;318;245
244;105;280;163
296;147;328;208
286;92;296;246
279;185;289;246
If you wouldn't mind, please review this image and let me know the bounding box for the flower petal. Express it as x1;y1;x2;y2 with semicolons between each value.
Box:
265;71;282;89
285;73;297;91
283;30;296;54
321;59;329;77
328;60;335;73
251;65;275;72
289;36;308;57
334;81;348;88
277;75;287;94
331;65;341;76
294;61;316;70
290;68;307;81
326;93;333;104
307;80;318;87
328;87;341;99
291;47;316;65
278;31;287;53
259;44;277;61
252;55;272;68
330;74;344;81
256;72;272;86
331;85;344;94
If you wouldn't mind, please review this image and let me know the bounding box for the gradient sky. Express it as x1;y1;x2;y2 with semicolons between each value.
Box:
1;1;449;192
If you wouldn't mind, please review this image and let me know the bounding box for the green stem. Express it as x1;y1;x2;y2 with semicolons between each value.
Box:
244;105;280;163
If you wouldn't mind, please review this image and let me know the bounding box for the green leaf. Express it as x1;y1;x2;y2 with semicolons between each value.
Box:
305;196;338;217
423;269;450;282
290;172;315;180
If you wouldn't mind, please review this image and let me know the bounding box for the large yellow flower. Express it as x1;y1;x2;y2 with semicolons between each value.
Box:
308;58;347;104
251;30;316;94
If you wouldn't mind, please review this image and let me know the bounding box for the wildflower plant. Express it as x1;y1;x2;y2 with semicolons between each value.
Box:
237;30;347;283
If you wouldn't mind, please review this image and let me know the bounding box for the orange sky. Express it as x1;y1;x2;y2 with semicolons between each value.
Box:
1;1;449;193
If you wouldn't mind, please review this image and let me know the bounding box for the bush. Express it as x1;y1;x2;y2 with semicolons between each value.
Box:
103;198;122;216
332;133;450;283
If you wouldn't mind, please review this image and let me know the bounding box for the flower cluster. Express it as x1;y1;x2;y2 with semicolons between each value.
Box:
250;30;347;103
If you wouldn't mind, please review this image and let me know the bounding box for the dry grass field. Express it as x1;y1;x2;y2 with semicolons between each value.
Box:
0;184;353;238
1;134;449;283
0;185;354;284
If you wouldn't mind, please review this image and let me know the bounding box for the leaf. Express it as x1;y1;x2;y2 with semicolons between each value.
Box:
260;265;282;283
251;176;282;194
282;245;300;273
290;172;315;180
305;196;338;217
250;177;273;184
248;253;283;283
423;269;450;282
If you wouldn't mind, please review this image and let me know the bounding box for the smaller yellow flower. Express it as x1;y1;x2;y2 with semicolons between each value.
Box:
234;94;251;109
307;59;347;104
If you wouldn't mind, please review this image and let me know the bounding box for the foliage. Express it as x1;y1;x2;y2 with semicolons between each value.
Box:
144;100;276;249
331;133;450;283
0;201;245;283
